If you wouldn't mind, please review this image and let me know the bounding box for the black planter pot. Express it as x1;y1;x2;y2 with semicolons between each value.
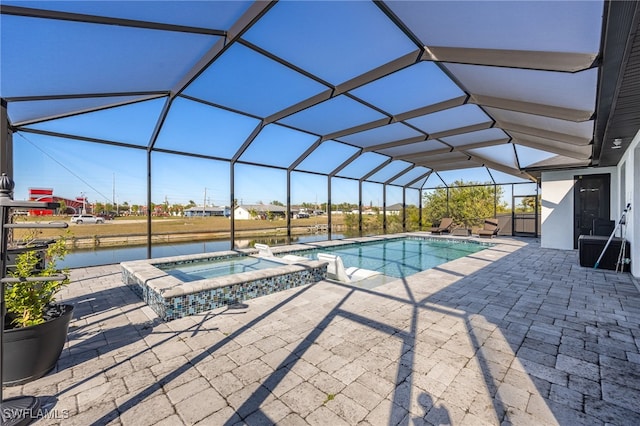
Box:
2;304;74;386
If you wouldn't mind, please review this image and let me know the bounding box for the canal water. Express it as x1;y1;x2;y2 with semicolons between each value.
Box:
59;234;345;269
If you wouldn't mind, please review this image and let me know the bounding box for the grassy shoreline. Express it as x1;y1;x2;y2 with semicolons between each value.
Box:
13;216;347;249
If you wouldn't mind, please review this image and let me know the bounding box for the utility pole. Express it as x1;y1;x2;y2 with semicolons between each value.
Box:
112;173;115;213
203;188;206;217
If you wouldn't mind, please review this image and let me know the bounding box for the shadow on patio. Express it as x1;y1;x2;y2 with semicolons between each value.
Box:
5;237;640;425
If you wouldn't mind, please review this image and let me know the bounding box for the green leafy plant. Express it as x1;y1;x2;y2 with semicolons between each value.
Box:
5;236;70;328
422;180;509;228
324;393;335;404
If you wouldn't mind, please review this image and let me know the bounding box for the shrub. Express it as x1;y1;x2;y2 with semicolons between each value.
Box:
5;236;70;328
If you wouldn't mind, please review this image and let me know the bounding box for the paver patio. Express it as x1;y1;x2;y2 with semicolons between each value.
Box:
4;235;640;425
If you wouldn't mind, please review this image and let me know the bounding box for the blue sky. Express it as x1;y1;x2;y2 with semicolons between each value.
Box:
13;129;532;209
13;131;425;207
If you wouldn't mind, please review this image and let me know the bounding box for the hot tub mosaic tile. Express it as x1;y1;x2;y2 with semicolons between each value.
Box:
122;253;326;321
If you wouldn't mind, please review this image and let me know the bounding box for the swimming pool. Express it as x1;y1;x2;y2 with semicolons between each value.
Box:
290;238;488;278
160;237;487;281
121;235;493;321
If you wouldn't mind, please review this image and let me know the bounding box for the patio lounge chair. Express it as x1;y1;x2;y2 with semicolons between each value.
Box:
430;217;454;234
254;243;308;263
477;218;500;238
317;253;381;283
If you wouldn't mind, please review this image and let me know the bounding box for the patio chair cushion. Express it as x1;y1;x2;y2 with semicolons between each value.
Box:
477;218;499;238
430;217;454;234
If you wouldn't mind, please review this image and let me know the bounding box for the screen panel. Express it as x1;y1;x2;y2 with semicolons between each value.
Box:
155;97;260;158
242;1;416;85
26;98;167;146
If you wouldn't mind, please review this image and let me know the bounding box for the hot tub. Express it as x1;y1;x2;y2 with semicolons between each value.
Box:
121;251;326;321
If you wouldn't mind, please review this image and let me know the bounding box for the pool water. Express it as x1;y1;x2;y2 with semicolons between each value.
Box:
300;238;487;278
161;256;285;282
158;238;488;283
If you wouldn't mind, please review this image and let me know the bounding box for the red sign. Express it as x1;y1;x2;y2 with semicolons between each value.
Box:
28;188;54;216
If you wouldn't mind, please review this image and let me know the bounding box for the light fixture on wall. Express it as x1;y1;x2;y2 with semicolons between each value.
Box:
612;138;622;149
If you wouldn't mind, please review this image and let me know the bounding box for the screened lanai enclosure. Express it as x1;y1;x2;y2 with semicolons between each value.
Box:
1;1;639;269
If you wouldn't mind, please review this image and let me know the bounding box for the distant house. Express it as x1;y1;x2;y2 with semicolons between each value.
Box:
234;204;286;220
184;206;230;217
386;203;404;216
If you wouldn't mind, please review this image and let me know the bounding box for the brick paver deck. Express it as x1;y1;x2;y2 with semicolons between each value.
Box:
4;236;640;425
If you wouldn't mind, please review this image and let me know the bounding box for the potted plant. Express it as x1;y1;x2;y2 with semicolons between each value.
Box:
2;235;73;386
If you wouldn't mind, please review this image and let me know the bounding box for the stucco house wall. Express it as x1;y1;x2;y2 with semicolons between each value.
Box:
620;129;640;277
